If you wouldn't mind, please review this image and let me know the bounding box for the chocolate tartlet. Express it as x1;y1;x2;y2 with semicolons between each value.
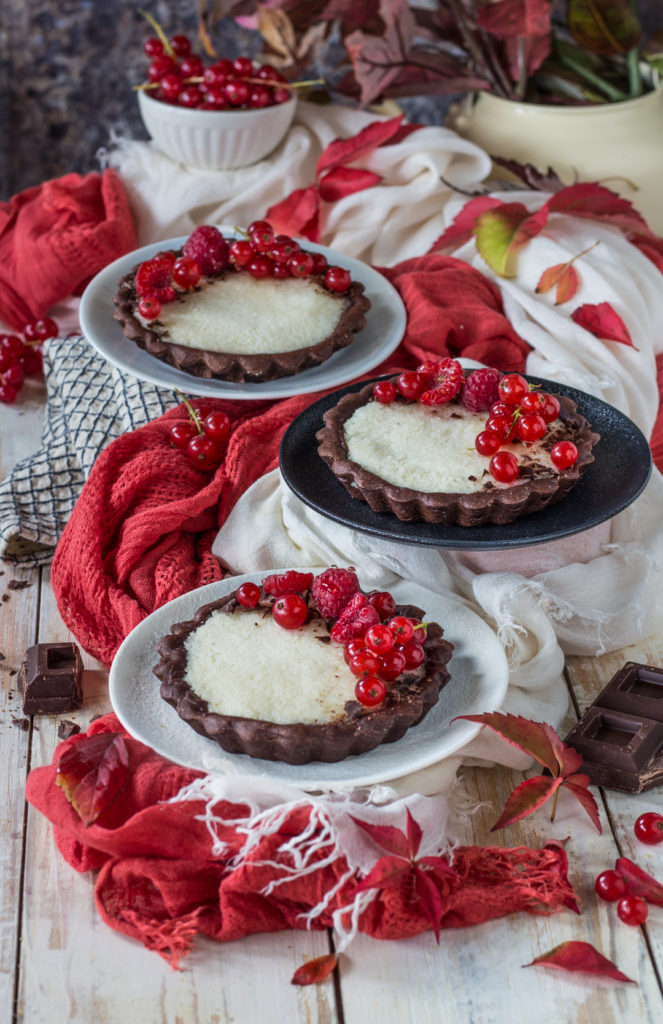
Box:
113;264;370;383
153;593;454;764
316;378;599;526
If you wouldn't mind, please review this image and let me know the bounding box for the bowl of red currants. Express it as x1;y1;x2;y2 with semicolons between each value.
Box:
138;35;297;171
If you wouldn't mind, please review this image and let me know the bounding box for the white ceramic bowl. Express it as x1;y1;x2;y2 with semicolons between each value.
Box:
137;89;297;171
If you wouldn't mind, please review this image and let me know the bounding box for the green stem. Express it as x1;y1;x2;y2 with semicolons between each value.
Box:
550;785;560;823
557;52;628;102
626;47;643;98
174;389;204;434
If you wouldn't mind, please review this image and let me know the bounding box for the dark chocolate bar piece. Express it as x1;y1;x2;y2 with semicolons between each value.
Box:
18;643;83;715
566;662;663;793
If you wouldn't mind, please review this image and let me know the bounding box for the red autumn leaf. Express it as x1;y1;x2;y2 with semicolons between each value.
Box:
56;732;129;826
430;196;504;253
318;166;382;202
536;263;580;305
387;122;423;146
453;712;600;833
492;157;566;193
265;185;320;241
351;807;419;858
504;30;552;81
616;857;663;907
491;775;562;831
570;301;636;347
355;855;411;893
546;182;651;238
478;0;552;39
524;941;635;983
413;867;445;942
316;114;406;177
291;953;337;986
343;0;416;107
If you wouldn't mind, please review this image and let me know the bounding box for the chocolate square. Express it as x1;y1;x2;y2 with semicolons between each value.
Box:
18;643;83;716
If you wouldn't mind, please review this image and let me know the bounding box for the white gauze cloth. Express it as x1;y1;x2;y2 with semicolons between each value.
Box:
212;204;663;782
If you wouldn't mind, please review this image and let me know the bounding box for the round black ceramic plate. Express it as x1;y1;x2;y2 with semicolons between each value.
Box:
279;375;653;550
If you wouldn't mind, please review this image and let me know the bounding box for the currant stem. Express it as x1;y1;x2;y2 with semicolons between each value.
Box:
138;8;175;58
174;389;204;434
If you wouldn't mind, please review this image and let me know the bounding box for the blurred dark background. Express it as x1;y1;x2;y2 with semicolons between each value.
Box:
1;1;660;200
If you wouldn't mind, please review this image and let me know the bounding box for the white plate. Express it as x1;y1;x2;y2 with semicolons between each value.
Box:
79;230;407;400
109;572;509;790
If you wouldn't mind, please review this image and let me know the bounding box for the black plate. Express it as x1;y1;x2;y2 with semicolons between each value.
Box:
279;375;653;550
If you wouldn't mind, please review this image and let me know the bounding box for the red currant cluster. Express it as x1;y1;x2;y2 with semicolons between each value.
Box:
142;32;291;111
0;318;57;404
373;358;464;408
594;812;663;926
167;396;231;470
135;222;352;322
233;569;427;708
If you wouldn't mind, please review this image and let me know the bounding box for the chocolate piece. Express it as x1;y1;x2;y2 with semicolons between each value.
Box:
18;643;83;716
316;378;599;526
58;719;82;739
566;662;663;793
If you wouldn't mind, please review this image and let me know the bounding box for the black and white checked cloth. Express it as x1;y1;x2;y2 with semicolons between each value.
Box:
0;335;176;565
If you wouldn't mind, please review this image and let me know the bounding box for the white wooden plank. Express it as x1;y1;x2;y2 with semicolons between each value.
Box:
17;571;339;1024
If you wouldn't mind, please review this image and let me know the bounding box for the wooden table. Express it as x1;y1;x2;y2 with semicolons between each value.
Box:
2;377;663;1024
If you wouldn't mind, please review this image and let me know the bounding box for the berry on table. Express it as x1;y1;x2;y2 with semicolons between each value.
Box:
203;410;231;446
24;317;58;342
616;895;648;926
236;581;262;608
185;434;222;468
634;811;663;845
168;420;198;450
594;869;627;902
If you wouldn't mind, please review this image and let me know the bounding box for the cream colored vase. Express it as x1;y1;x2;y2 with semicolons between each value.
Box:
447;86;663;235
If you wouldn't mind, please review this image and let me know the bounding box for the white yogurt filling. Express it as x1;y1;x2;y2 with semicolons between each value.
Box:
184;610;356;724
142;275;346;355
344;401;558;493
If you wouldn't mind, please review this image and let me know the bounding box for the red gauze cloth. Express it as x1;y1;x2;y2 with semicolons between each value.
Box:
25;715;578;967
0;169;137;329
51;254;530;666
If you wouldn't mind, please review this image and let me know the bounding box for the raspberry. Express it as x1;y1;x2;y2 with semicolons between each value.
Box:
262;570;313;597
330;593;380;643
135;257;177;303
417;358;463;406
183;226;230;276
461;368;503;412
311;567;360;619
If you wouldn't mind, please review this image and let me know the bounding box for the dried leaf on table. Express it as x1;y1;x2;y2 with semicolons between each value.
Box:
616;857;663;906
56;732;129;826
454;712;601;833
570;301;636;347
291;953;338;986
524;940;635;983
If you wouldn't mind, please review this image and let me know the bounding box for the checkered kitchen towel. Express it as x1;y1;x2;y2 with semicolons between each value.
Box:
0;335;175;564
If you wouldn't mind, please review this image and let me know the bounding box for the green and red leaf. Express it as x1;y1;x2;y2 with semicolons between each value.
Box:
430;197;504;253
616;857;663;907
524;940;635;983
56;732;129;826
318;166;381;202
567;0;641;57
291;953;338;986
474;203;548;277
570;301;636;347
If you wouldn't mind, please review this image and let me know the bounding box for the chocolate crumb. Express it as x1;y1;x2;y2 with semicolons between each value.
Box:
9;669;17;676
12;718;30;731
0;652;5;661
8;580;31;591
58;720;81;740
2;595;9;603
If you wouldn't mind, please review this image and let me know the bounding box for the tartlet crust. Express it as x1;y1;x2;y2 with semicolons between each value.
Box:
113;262;371;383
316;378;600;526
153;593;454;764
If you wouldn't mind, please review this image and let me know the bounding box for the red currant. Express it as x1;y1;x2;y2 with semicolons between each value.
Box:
498;374;529;406
475;430;502;456
178;85;204;108
173;257;202;289
224;80;250;106
248;220;275;250
20;347;43;375
364;624;395;653
273;87;291;104
25;317;58;341
519;392;543;414
249;85;273;108
287;251;314;277
185;434;221;468
539;393;561;423
617;895;648;926
516;412;546;444
168;421;198;450
137;296;162;320
373;381;397;404
344;639;367;664
376;649;406;681
272;593;308;630
270;236;299;264
0;384;19;404
232;55;254;77
595;869;627;902
396;371;426;402
398;639;425;669
311;252;328;274
247;254;274;279
272;263;290;279
409;621;427;644
201;88;230;110
355;676;386;707
550;441;578;470
169;34;192;57
236;581;261;608
367;591;397;620
203;410;231;446
349;650;380;678
160;73;184;101
143;37;164;58
490;401;512;418
3;364;24;388
148;55;177;82
1;334;26;359
634;812;663;845
228;239;254;268
255;63;282;82
324;266;351;293
388;616;414;642
485;413;514;441
179;55;203;78
489;451;519;483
